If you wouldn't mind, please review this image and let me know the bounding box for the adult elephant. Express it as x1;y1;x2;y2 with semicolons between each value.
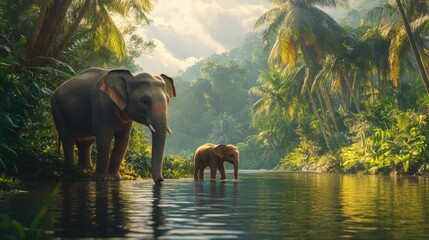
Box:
51;67;176;183
193;143;239;181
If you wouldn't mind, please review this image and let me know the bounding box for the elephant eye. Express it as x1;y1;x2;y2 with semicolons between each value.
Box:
139;97;151;105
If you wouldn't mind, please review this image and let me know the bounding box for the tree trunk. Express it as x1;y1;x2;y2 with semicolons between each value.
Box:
342;70;361;112
306;86;333;152
395;0;429;94
26;0;48;58
377;62;381;100
54;0;92;58
26;0;72;59
321;83;339;132
316;88;332;135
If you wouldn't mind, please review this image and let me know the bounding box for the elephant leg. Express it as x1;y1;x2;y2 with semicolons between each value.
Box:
62;139;75;166
210;166;217;180
108;128;131;180
76;139;95;169
198;167;205;180
51;96;75;166
93;133;113;180
218;165;227;180
193;167;200;181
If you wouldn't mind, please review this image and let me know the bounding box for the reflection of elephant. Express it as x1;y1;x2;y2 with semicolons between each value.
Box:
51;68;176;183
193;143;239;181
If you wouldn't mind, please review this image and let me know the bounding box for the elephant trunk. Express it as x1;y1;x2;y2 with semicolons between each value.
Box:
150;103;168;184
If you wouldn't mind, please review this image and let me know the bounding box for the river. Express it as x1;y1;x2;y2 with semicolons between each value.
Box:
1;170;429;239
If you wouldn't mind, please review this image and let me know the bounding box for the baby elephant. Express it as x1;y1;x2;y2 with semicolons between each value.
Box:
193;143;239;181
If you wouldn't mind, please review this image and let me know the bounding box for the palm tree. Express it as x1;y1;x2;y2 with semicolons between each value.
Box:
254;0;348;152
250;67;302;159
27;0;154;61
26;0;73;59
394;0;429;93
208;113;243;144
368;0;429;94
250;66;293;119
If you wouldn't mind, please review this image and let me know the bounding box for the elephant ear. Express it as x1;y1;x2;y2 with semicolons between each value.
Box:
99;69;133;111
213;144;227;159
160;74;176;98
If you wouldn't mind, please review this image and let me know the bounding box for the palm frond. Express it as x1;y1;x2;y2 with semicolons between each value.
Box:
366;3;398;26
254;7;282;30
95;3;126;61
129;0;154;23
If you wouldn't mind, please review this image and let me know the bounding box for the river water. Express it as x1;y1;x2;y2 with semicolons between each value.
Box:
1;170;429;239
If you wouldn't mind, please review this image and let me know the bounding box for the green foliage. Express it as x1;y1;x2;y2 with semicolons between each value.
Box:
0;33;72;176
124;125;193;179
276;129;322;171
340;100;429;174
124;152;193;180
162;155;193;179
0;176;19;191
122;125;152;179
167;34;268;162
0;0;428;179
0;0;156;179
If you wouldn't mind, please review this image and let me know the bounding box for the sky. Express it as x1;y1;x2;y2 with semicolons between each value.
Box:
135;0;270;76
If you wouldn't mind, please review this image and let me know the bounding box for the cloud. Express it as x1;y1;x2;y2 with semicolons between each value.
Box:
136;39;202;76
134;0;269;76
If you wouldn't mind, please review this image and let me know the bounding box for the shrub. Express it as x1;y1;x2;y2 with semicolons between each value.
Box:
340;101;429;174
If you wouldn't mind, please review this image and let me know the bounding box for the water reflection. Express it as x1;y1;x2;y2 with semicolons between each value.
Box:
152;184;166;238
144;180;242;239
1;172;428;239
55;181;127;237
339;175;429;239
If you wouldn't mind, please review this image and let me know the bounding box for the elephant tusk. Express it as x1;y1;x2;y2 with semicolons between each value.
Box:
167;126;172;134
148;124;156;133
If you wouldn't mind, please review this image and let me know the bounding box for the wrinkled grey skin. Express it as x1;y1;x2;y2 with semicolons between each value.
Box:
51;67;176;183
193;143;239;181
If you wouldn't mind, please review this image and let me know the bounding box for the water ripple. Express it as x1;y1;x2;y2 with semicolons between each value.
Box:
1;172;429;239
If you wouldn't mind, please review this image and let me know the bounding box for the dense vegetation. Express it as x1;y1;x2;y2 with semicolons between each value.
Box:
0;0;194;183
1;0;429;187
167;0;429;175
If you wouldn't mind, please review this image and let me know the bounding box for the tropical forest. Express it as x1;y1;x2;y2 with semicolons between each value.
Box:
1;0;429;181
168;0;429;175
1;0;429;238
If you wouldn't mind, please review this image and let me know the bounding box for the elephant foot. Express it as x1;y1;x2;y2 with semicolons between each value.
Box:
79;163;92;169
152;172;164;184
109;173;122;181
92;172;115;181
152;176;164;185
